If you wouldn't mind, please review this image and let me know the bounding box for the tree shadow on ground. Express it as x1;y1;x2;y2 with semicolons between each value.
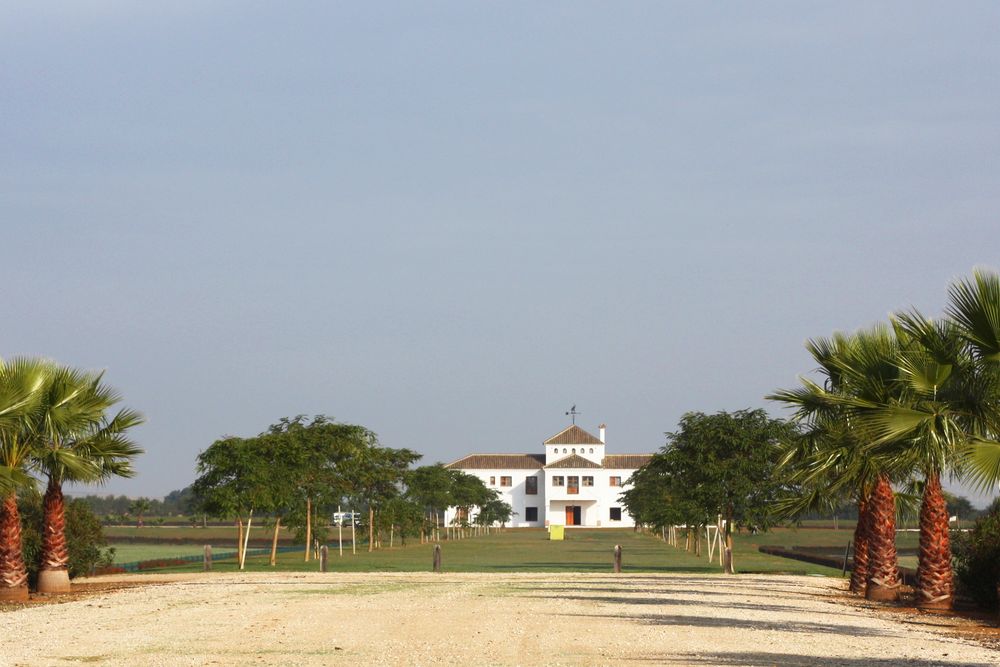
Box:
554;611;905;639
517;591;840;616
638;651;994;667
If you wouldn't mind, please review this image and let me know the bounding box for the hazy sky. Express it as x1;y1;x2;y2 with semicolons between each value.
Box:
3;3;998;505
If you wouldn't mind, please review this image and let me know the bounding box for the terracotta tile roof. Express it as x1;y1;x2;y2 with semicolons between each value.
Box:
545;453;602;469
543;424;603;445
445;454;546;470
602;454;653;469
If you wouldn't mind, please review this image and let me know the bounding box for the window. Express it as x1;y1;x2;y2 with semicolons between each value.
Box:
562;448;567;453
610;507;622;521
490;476;496;485
582;476;593;487
588;448;593;454
609;476;621;487
568;476;579;494
525;476;538;495
525;507;538;522
500;476;512;487
571;448;576;454
552;476;564;487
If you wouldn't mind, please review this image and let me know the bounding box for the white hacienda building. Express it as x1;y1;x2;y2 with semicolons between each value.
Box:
444;423;652;528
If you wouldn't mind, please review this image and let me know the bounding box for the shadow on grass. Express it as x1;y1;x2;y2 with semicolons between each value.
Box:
485;562;719;573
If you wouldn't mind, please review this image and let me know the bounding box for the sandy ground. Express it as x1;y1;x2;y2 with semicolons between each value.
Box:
2;572;999;666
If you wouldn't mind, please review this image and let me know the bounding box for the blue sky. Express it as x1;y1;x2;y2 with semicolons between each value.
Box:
2;3;998;504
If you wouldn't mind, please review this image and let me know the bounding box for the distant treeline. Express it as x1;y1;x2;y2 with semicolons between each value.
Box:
795;492;981;522
69;485;195;518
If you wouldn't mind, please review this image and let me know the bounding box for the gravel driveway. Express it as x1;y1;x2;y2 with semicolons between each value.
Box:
2;572;998;666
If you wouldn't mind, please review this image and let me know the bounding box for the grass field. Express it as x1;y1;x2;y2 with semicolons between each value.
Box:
109;544;217;563
104;525;296;541
110;527;859;576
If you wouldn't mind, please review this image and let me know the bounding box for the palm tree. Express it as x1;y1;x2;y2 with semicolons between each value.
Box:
130;498;152;528
0;358;50;602
770;326;910;601
860;272;1000;609
948;270;1000;493
30;365;143;594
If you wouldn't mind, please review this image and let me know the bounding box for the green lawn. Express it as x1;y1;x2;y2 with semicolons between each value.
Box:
124;528;848;576
104;525;295;542
109;544;216;563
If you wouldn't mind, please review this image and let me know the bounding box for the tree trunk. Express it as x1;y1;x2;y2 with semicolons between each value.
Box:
723;516;735;574
236;517;244;563
368;506;374;553
37;476;71;593
916;471;954;609
240;509;253;570
866;473;901;601
269;516;281;566
0;492;29;602
849;495;871;595
304;497;312;562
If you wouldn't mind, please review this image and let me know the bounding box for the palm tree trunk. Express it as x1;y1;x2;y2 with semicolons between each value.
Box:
37;476;71;593
0;492;29;602
849;495;871;595
916;471;954;609
866;473;901;601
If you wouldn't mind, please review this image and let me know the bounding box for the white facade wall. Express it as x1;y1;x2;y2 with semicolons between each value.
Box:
444;464;639;528
443;468;546;528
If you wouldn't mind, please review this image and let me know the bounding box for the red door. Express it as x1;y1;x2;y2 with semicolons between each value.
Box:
565;505;575;526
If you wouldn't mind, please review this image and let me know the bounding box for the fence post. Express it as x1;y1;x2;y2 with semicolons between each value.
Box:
613;544;622;573
320;545;328;573
433;544;442;573
204;545;212;572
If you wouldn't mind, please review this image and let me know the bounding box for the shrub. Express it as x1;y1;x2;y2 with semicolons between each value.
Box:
18;492;115;585
952;510;1000;609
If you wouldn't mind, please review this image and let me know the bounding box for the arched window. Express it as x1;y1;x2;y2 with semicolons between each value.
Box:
572;448;576;454
589;448;594;454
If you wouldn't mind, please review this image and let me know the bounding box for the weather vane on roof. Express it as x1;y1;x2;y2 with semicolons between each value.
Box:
565;404;580;424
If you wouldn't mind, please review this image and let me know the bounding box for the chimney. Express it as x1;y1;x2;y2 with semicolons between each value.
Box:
599;423;606;443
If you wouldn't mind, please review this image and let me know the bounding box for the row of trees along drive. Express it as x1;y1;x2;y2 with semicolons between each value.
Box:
770;269;1000;610
0;359;142;600
620;409;796;574
191;415;512;569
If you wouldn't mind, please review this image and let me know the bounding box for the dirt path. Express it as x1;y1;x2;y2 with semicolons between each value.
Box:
2;572;998;666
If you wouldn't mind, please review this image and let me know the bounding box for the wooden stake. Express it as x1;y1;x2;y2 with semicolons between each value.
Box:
433;544;442;573
203;544;212;571
613;545;622;573
320;545;328;573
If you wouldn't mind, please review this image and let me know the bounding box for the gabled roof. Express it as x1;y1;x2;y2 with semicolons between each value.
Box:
603;454;653;469
445;454;546;470
543;424;603;445
545;453;602;469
